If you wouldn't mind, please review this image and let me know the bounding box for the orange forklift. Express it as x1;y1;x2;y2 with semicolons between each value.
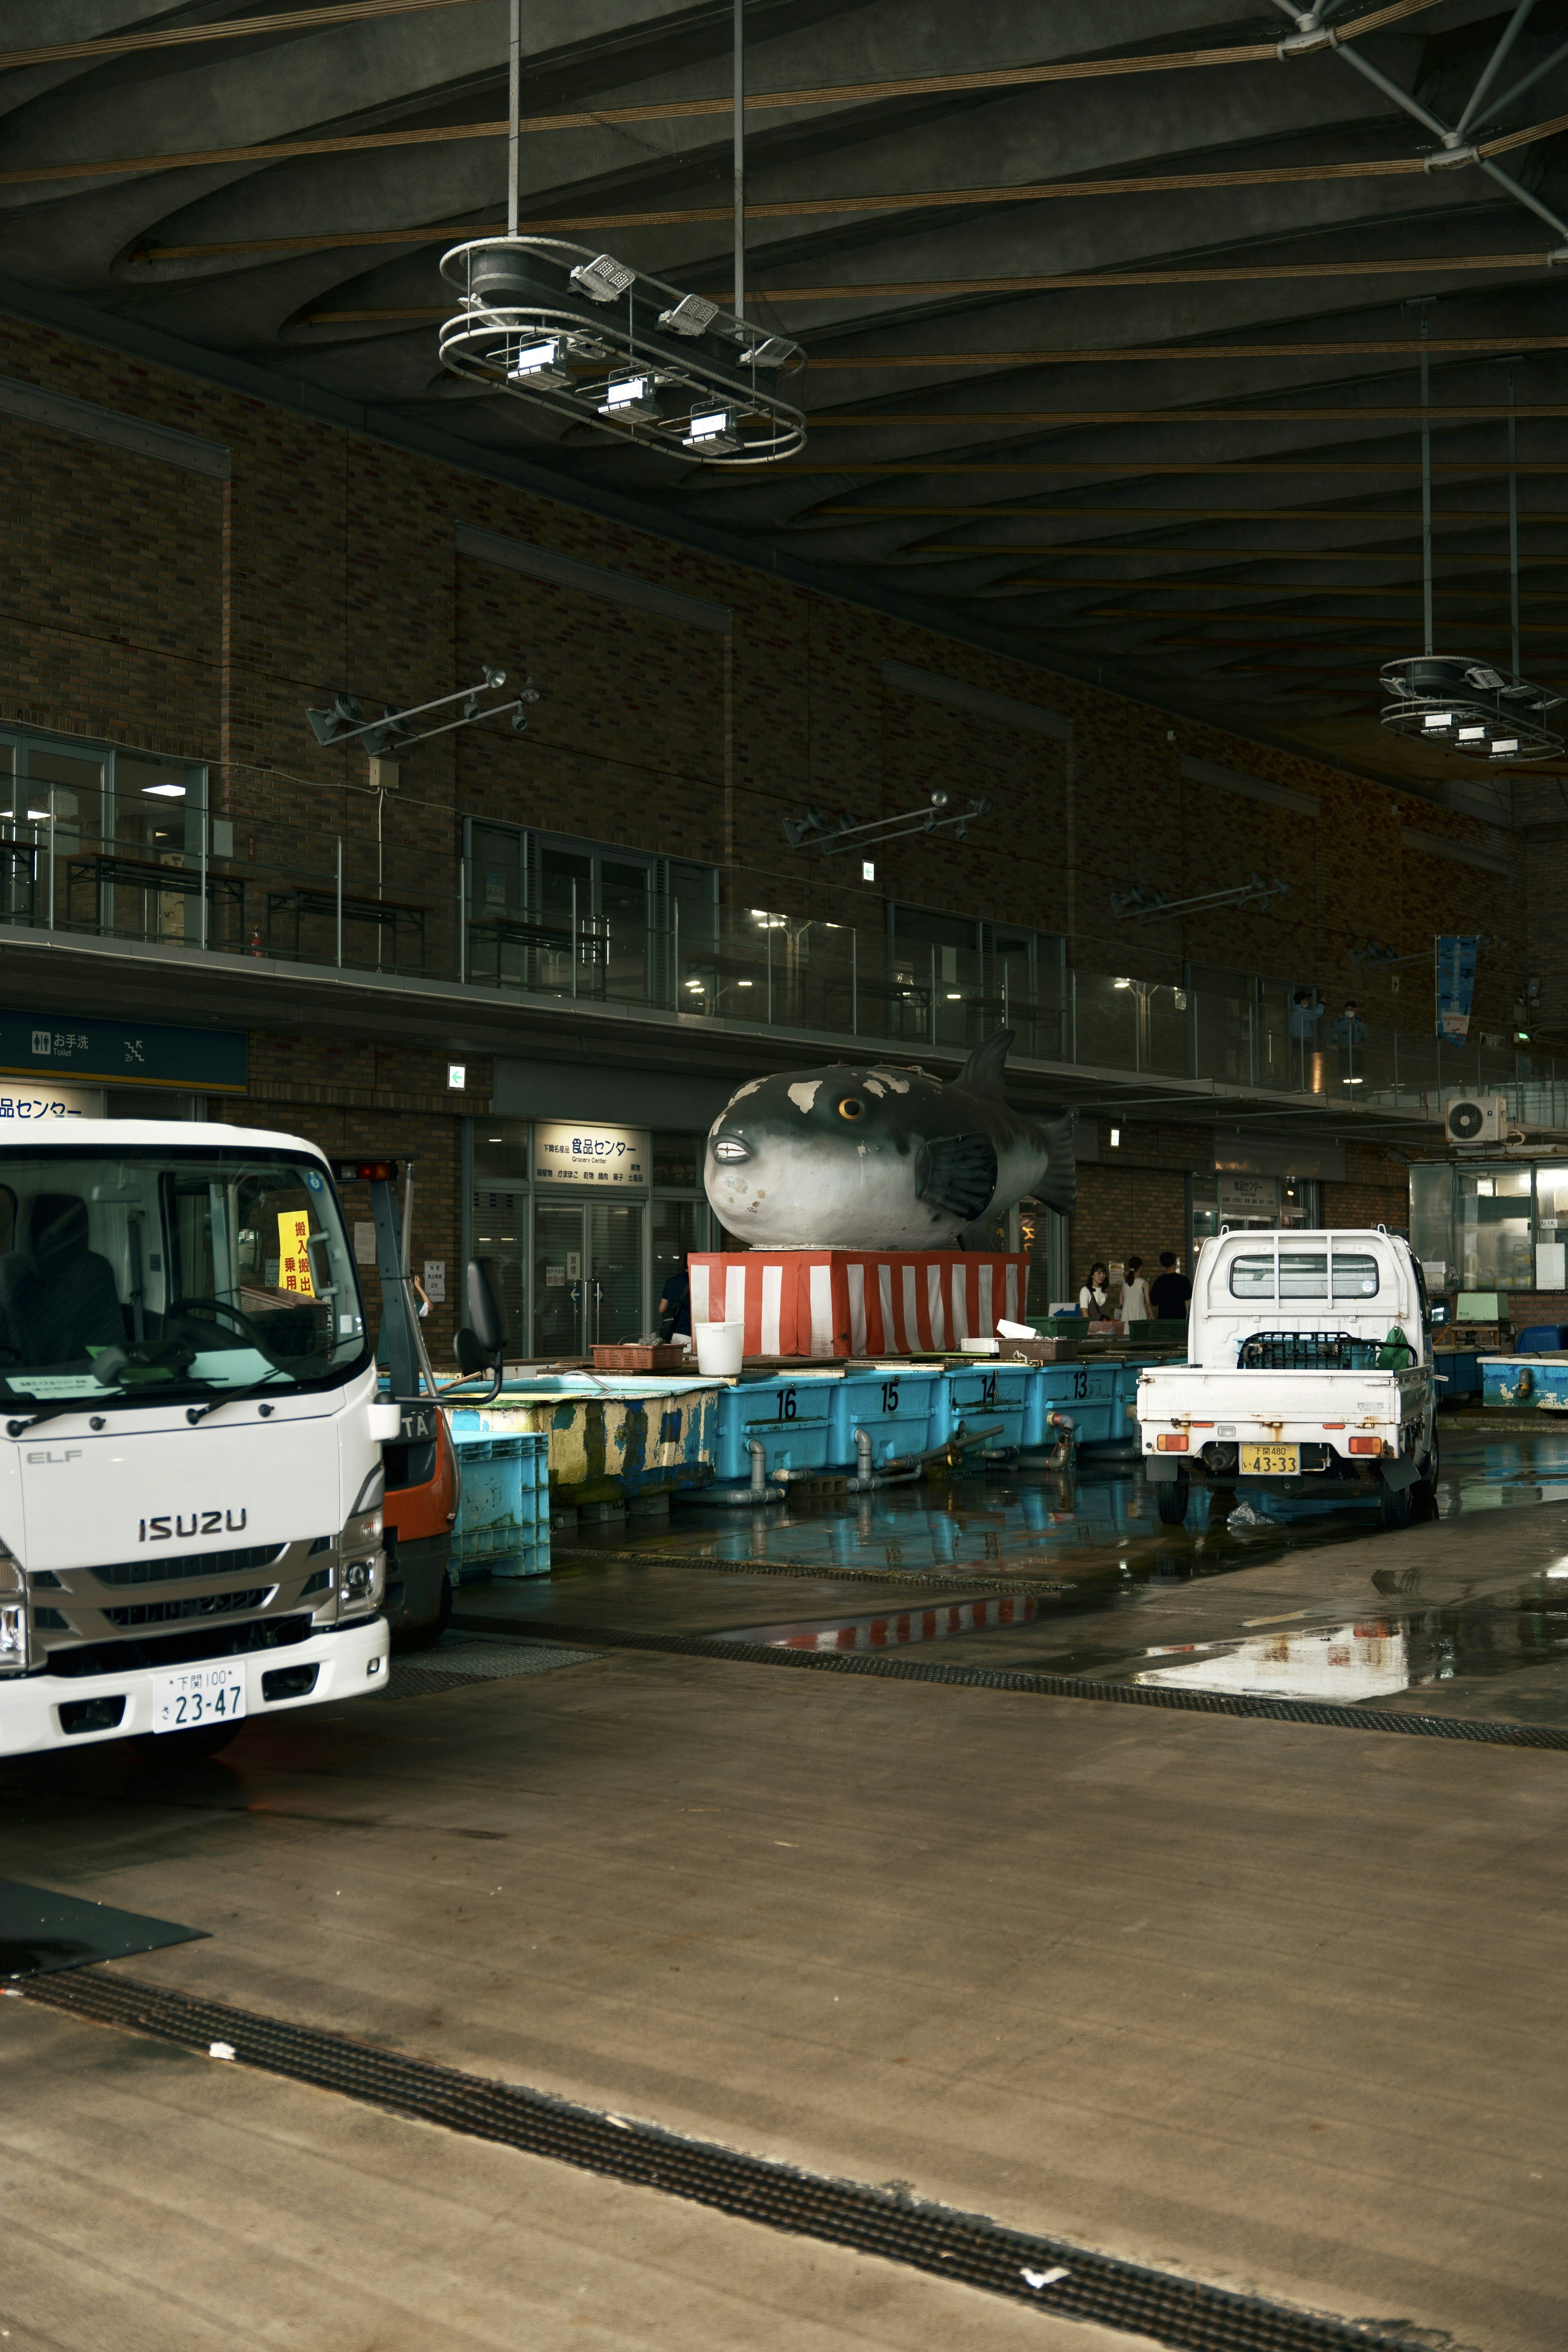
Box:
334;1156;459;1650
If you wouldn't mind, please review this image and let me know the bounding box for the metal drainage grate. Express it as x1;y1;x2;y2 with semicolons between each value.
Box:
389;1637;597;1700
486;1619;1568;1751
28;1969;1417;2352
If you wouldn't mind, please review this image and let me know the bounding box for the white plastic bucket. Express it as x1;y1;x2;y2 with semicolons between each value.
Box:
694;1319;745;1376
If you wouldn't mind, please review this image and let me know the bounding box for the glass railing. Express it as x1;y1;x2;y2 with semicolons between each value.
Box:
2;789;1561;1114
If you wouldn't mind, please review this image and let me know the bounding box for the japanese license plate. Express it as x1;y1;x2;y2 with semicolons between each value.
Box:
1240;1443;1299;1476
151;1662;246;1734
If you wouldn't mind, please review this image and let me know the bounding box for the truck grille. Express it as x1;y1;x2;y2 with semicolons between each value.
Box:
88;1544;287;1588
100;1587;271;1628
1238;1331;1415;1371
46;1613;312;1678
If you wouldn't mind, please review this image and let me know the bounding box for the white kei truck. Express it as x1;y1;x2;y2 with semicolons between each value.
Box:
0;1119;400;1760
1136;1227;1439;1530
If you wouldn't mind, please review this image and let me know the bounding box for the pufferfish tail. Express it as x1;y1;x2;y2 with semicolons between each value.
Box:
1029;1112;1077;1214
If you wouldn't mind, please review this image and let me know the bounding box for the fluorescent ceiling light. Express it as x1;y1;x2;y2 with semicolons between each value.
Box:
599;374;660;422
1457;726;1486;742
142;782;186;797
1422;712;1454;729
683;408;738;452
1493;737;1520;754
508;338;572;387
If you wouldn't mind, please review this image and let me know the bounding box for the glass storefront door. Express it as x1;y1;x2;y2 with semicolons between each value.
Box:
533;1200;588;1357
530;1198;646;1354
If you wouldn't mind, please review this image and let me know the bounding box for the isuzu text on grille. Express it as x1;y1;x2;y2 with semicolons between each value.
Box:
140;1511;249;1541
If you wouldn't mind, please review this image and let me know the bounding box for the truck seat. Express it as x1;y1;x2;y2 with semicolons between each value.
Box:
11;1193;126;1364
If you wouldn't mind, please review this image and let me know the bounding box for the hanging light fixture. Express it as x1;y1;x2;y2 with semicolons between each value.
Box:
1380;311;1563;760
439;0;804;465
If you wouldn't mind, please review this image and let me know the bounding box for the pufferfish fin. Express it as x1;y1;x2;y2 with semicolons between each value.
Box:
1029;1113;1077;1214
916;1134;999;1220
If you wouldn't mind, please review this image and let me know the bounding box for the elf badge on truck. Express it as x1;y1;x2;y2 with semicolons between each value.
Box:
1137;1227;1438;1531
0;1120;396;1758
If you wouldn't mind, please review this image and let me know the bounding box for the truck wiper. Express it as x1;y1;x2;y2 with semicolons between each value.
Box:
3;1396;102;1436
183;1379;290;1425
3;1377;280;1436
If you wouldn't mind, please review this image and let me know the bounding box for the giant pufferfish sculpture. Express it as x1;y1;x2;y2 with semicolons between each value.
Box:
704;1029;1076;1250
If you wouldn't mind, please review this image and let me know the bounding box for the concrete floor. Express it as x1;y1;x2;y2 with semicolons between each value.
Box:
4;1501;1568;2349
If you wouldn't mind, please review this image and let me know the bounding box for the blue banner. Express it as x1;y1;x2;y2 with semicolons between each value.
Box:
0;1011;246;1093
1435;935;1479;1046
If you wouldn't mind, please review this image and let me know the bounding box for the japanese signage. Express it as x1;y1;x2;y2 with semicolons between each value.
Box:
1436;934;1479;1046
1217;1173;1279;1217
0;1082;103;1123
533;1121;650;1188
276;1209;316;1298
0;1011;247;1092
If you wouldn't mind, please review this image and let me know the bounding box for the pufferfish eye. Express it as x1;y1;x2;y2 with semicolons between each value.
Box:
837;1096;865;1121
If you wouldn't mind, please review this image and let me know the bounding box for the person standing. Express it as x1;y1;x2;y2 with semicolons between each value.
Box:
1078;1262;1110;1317
657;1252;693;1342
1121;1256;1152;1323
1150;1252;1192;1321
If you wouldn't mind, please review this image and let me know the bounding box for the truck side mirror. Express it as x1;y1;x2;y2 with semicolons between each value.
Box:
465;1256;508;1355
452;1256;509;1400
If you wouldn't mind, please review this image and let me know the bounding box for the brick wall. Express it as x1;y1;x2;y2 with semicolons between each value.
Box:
0;309;1528;1024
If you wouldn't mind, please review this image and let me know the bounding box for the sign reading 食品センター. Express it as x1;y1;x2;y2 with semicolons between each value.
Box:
532;1121;649;1187
0;1012;247;1092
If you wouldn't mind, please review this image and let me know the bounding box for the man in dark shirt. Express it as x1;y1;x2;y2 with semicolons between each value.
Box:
1149;1252;1192;1321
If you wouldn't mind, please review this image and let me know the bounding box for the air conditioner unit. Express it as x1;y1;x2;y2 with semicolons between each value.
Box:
1444;1092;1507;1145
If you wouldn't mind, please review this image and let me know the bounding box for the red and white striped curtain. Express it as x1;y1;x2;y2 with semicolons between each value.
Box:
689;1251;1027;1359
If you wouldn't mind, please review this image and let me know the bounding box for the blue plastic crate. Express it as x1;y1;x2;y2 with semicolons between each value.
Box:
933;1362;1036;1457
714;1373;842;1481
829;1365;942;1469
450;1429;550;1580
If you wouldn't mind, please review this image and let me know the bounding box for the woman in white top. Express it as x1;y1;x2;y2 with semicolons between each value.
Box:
1078;1263;1110;1316
1120;1256;1152;1323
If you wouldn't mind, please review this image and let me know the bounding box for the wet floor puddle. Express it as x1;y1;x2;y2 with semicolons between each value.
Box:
550;1427;1568;1723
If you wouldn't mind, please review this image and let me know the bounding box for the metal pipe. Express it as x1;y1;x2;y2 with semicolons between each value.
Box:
1419;303;1433;655
682;1437;785;1506
1485;29;1568;121
733;0;745;323
1452;1;1537;141
507;0;520;238
336;836;343;967
1508;363;1521;680
199;800;208;949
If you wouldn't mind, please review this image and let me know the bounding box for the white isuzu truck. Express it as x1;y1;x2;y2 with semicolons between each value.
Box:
0;1120;396;1760
1136;1227;1438;1531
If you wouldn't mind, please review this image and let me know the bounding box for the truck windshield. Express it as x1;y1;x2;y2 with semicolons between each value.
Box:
0;1144;367;1414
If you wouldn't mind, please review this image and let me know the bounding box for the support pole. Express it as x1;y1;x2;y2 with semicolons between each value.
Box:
336;836;343;967
507;0;520;238
1419;303;1433;657
733;0;745;323
1508;363;1521;682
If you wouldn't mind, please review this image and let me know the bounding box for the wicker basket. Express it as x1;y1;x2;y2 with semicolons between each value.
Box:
591;1341;690;1373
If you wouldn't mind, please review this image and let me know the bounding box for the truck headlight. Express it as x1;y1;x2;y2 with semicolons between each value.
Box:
341;1555;385;1610
0;1550;26;1673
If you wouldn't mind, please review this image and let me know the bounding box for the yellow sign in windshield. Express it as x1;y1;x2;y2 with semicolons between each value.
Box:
276;1208;316;1298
